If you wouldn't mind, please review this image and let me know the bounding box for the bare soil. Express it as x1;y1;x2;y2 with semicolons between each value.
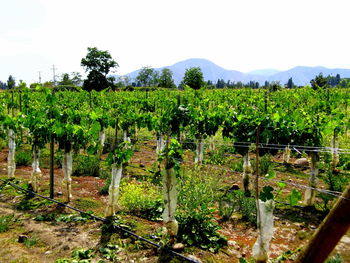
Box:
0;142;349;263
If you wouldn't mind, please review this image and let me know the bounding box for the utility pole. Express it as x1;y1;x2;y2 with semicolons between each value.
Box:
38;71;42;84
51;65;57;85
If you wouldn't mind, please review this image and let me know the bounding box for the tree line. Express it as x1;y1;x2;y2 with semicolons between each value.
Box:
1;47;350;91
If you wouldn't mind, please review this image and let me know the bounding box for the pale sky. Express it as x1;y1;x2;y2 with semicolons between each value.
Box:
1;0;350;84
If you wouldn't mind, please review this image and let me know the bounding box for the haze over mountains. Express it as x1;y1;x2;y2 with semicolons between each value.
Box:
121;58;350;86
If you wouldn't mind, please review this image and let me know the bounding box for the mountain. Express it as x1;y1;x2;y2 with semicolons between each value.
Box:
248;69;281;76
117;59;350;86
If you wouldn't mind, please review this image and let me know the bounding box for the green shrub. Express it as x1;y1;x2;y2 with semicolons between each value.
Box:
99;175;111;195
230;158;243;172
0;138;6;150
119;181;163;221
15;150;31;166
72;155;100;177
204;149;227;165
219;190;257;226
24;236;40;248
177;169;227;252
326;254;344;263
0;214;14;232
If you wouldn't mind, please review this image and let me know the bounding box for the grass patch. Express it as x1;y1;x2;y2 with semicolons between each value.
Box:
74;198;100;210
0;215;14;232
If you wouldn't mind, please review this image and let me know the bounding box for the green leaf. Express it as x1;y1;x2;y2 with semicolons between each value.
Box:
276;182;286;188
265;170;276;179
289;189;302;206
260;186;274;201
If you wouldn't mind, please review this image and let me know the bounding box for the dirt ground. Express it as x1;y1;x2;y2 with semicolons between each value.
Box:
0;142;349;263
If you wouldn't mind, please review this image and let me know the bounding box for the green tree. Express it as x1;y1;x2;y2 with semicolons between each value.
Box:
310;73;328;90
182;67;204;90
158;68;175;89
7;75;15;90
81;47;118;91
136;66;158;87
287;77;294;89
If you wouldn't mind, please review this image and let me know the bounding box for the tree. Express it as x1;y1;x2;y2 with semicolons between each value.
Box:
158;68;175;89
287;77;294;89
59;73;74;85
136;66;158;87
182;67;204;90
81;47;118;91
310;73;328;90
7;75;15;90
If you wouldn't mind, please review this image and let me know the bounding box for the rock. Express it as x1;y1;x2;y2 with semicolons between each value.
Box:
294;158;309;166
187;255;202;263
173;243;185;251
227;240;238;248
44;251;52;255
18;235;28;243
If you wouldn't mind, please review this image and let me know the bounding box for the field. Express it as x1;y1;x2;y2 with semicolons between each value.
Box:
0;87;349;262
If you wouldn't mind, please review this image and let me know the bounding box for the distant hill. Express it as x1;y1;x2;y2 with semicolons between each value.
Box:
116;58;350;86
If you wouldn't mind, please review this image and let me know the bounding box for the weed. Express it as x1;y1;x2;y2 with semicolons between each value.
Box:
219;190;257;226
24;236;40;248
16;197;52;211
74;198;100;210
15;150;31;166
72;248;95;260
326;254;344;263
0;214;14;232
119;180;163;221
176;168;227;252
204;149;227;165
72;155;100;177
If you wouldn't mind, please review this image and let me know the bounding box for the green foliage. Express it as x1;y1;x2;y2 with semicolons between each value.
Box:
99;244;120;261
260;186;274;201
326;254;344;263
81;47;118;91
35;211;93;223
158;68;176;89
119;181;163;221
219;190;257;226
24;236;40;248
311;73;328;90
182;67;204;90
15;150;31;166
0;214;14;232
177;212;227;252
0;138;6;150
136;66;158;87
16;197;52;211
204;149;227;165
99;176;111;195
289;189;302;206
72;248;95;260
72;155;100;177
177;169;226;251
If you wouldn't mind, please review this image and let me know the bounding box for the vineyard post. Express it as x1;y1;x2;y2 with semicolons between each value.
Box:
176;95;181;142
49;91;55;199
296;185;350;263
254;125;268;263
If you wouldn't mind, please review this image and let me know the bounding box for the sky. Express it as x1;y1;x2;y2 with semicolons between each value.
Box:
1;0;350;84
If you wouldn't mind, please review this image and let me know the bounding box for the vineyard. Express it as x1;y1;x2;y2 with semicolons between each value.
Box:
0;87;349;263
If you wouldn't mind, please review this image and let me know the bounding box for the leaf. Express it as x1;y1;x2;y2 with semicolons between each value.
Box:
265;170;276;179
289;189;302;206
276;182;286;188
260;186;274;201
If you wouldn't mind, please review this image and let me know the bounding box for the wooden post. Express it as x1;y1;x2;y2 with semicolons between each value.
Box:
296;185;350;263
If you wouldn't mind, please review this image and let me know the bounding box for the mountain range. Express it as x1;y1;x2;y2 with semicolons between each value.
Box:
118;58;350;86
